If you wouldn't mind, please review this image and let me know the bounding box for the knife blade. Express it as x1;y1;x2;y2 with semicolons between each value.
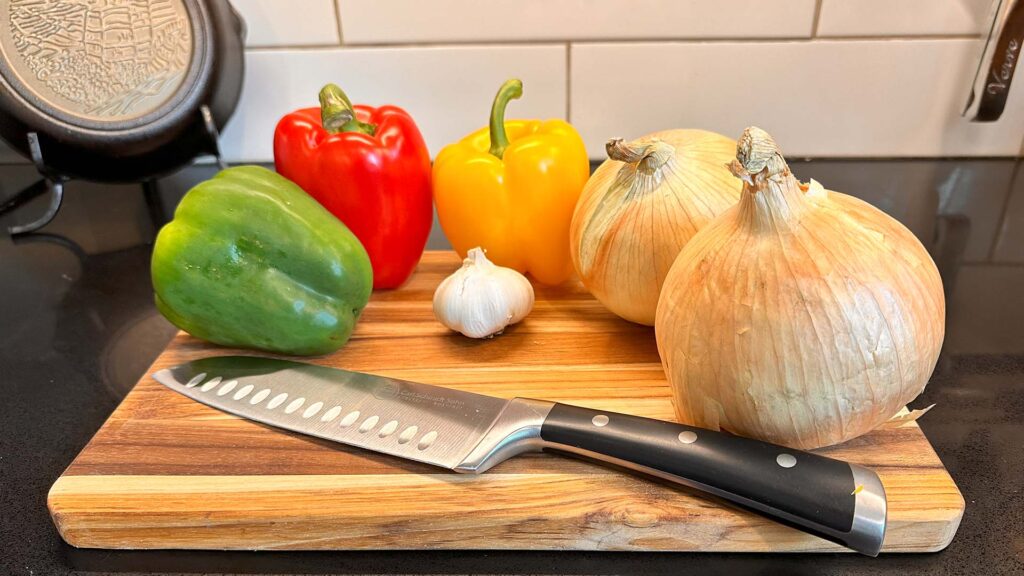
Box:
153;355;887;556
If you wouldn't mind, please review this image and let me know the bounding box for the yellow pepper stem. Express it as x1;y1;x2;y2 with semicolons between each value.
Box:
319;83;376;136
488;79;523;159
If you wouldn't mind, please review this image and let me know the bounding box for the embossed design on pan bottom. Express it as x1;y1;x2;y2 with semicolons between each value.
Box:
1;0;193;121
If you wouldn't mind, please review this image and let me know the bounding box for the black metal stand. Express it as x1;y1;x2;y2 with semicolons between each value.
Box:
201;104;228;171
10;231;87;259
4;132;67;236
141;178;168;238
3;107;226;237
0;178;49;215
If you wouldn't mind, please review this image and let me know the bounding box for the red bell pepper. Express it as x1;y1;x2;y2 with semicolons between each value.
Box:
273;84;432;289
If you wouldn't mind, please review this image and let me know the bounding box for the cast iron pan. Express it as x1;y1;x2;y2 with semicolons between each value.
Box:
0;0;245;183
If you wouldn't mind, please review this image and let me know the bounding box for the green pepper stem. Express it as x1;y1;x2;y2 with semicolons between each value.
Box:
487;79;523;159
319;84;376;136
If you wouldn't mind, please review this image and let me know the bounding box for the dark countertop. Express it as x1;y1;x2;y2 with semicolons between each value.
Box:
1;159;1022;575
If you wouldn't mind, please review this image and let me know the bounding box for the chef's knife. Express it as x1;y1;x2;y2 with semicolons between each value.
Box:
153;356;886;555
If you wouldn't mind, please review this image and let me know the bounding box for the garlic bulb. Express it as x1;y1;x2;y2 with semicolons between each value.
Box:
570;130;741;325
655;127;945;450
434;247;535;338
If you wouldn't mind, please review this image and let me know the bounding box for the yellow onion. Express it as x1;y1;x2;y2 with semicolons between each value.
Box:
655;127;945;449
570;130;741;325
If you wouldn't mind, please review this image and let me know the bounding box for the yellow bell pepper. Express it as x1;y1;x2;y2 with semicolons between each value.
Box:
433;79;589;285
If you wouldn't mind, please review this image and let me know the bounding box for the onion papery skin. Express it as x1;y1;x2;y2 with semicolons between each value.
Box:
570;129;741;325
655;127;945;449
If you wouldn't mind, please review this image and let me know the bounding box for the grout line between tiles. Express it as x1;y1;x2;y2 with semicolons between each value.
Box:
811;0;823;37
3;156;1022;168
241;35;983;52
245;43;343;50
814;33;982;41
565;43;571;122
333;0;345;45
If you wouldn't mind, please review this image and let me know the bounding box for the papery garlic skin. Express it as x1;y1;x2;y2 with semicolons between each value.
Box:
655;127;945;450
433;247;535;338
570;130;741;325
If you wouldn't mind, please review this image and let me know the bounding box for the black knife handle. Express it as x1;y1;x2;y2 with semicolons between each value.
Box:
538;402;886;555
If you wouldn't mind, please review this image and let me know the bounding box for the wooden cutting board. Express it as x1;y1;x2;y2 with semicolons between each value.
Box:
48;251;964;552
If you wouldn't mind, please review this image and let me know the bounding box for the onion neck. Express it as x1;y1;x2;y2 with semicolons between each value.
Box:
606;138;675;176
730;127;810;233
605;137;676;201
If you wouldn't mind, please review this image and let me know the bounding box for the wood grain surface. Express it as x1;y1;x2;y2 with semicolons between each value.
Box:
47;251;964;552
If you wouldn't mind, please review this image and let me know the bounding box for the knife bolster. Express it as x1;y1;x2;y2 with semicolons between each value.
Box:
454;398;555;473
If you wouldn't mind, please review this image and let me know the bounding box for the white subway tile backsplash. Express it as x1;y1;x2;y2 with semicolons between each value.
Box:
232;0;340;47
817;0;993;37
570;39;1024;158
219;46;567;162
337;0;816;44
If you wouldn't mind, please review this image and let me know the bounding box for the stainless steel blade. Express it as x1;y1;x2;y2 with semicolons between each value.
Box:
152;356;513;470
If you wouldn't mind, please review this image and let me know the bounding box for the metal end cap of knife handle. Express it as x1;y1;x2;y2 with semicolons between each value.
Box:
847;463;888;556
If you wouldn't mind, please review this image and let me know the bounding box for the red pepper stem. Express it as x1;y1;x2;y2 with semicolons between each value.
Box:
319;84;376;136
487;79;523;159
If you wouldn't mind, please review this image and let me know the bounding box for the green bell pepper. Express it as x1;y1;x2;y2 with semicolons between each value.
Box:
151;166;373;356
